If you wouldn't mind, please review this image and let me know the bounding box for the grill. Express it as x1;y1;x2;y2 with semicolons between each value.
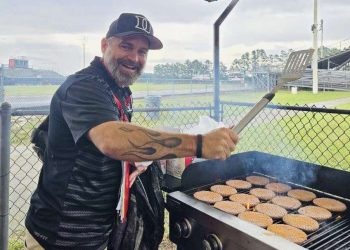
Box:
166;151;350;250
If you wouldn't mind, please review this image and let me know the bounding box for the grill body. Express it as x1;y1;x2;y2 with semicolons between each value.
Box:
166;151;350;250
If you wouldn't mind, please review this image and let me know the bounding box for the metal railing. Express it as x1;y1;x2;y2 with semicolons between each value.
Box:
2;102;350;249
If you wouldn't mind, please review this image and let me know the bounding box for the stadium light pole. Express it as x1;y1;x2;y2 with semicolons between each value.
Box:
205;0;240;121
312;0;319;94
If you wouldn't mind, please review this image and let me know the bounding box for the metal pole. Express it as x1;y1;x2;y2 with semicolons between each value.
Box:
213;0;239;121
0;102;11;250
320;19;324;58
0;64;4;102
312;0;319;94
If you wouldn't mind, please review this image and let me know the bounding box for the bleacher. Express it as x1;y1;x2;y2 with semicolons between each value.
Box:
2;67;65;85
288;69;350;91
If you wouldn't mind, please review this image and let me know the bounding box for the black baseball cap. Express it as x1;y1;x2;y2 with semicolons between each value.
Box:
106;13;163;50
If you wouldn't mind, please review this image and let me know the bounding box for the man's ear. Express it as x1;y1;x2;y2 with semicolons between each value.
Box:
101;38;108;54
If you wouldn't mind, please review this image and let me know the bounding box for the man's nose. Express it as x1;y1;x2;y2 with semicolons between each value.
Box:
127;50;139;63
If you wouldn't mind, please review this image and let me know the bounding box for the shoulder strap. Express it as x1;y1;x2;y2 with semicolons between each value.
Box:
112;89;133;122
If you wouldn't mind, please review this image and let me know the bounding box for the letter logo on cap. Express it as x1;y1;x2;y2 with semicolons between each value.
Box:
134;15;152;34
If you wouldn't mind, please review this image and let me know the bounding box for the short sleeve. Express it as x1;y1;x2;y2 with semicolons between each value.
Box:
59;79;119;144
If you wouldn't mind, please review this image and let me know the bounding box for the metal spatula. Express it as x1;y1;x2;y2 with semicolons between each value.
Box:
233;49;314;134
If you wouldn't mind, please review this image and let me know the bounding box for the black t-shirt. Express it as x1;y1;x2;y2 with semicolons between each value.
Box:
25;57;132;249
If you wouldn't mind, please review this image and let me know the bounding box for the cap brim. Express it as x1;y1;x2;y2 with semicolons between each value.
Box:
112;31;163;50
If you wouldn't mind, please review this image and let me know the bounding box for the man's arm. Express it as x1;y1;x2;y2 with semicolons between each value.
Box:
88;121;238;162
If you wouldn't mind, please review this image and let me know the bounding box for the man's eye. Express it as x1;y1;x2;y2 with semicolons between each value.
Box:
120;44;131;50
139;50;148;56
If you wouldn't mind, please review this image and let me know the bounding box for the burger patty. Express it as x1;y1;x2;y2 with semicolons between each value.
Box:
210;184;237;197
267;224;307;244
214;201;246;215
287;189;316;202
265;182;292;193
229;193;260;207
271;196;302;210
282;214;320;232
249;188;276;201
298;205;332;221
193;191;223;204
226;179;252;190
313;198;347;212
255;203;288;219
238;211;273;228
246;175;270;186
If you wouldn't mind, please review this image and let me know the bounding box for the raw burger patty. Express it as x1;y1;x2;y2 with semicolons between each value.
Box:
250;188;276;200
210;184;237;197
229;193;260;207
255;203;287;219
246;175;270;186
287;189;316;202
283;214;319;232
238;211;273;228
214;201;246;215
267;224;307;244
272;196;302;210
226;179;252;189
298;206;332;221
193;191;223;204
265;182;292;193
313;198;347;212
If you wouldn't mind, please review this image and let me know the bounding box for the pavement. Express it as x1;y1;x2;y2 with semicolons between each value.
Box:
309;97;350;108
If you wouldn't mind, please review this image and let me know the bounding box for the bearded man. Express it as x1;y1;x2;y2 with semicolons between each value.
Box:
24;13;239;250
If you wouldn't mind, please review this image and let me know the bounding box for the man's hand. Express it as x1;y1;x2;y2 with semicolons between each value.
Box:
129;161;152;187
202;127;239;160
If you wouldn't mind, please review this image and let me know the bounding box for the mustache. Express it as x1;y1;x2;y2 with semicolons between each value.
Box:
116;58;141;71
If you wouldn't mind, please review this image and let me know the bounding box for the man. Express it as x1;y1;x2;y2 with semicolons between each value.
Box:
25;13;239;250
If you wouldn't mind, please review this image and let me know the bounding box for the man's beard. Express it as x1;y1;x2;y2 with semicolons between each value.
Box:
105;57;143;86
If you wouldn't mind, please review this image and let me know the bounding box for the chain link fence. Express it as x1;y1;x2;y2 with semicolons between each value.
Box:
222;102;350;171
5;102;350;249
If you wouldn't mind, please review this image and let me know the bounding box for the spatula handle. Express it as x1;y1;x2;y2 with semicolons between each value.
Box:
233;93;275;134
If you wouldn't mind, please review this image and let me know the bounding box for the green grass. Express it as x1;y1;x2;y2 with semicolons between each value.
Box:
8;239;24;250
273;90;350;105
4;82;216;96
134;90;350;107
5;85;59;96
6;84;349;105
8;232;25;250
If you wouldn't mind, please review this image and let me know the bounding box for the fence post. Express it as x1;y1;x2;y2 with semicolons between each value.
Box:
0;102;11;250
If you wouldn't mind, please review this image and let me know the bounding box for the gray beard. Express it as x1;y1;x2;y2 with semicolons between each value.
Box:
105;58;141;87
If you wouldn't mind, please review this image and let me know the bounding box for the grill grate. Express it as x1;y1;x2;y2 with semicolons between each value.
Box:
184;172;350;249
303;217;350;250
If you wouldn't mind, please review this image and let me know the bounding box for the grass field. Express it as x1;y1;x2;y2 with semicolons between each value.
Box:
4;82;215;96
5;84;350;106
134;90;350;107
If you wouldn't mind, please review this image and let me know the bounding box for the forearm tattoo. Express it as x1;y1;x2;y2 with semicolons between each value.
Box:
120;127;182;160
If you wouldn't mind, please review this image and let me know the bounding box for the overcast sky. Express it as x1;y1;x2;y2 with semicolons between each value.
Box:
0;0;349;75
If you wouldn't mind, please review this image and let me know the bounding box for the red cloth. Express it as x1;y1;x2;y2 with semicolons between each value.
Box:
112;94;132;223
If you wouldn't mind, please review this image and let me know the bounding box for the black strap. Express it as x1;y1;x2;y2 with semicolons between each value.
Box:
196;134;203;158
113;89;132;122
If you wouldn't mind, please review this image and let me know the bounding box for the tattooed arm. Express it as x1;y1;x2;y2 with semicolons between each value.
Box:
88;121;238;162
